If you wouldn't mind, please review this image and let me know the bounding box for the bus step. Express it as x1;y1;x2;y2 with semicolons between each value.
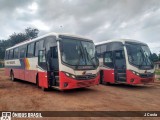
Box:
55;76;59;80
117;69;126;73
117;73;126;77
118;77;126;82
55;76;59;86
51;86;60;90
119;77;126;79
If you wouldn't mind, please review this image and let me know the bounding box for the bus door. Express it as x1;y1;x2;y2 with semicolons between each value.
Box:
49;46;59;86
113;50;126;83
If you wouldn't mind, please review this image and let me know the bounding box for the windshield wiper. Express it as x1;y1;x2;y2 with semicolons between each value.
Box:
139;48;152;68
75;45;85;69
84;48;96;68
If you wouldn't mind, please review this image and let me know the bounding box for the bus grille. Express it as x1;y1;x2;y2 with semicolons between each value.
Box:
77;81;95;87
141;78;153;83
76;74;96;80
139;73;154;78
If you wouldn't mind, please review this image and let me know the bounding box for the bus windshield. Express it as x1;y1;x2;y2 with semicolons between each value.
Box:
60;38;98;68
125;42;154;69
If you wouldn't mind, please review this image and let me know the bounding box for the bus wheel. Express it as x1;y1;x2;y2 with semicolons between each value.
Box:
10;71;15;81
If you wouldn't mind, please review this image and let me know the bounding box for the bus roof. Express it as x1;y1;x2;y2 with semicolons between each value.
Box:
95;39;147;46
6;32;92;51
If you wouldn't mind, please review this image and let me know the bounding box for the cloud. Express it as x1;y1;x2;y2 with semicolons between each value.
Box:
0;0;160;53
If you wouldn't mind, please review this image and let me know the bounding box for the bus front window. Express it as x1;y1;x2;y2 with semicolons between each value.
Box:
126;42;154;69
60;38;98;69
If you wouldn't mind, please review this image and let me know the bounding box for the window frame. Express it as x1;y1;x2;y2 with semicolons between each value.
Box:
103;51;114;68
13;47;19;59
19;45;26;59
27;42;35;58
9;49;14;59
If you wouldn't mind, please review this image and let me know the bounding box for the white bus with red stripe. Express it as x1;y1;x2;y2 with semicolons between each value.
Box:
95;39;155;85
5;33;99;90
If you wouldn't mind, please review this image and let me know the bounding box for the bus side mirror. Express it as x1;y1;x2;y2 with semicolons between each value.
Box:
38;50;46;63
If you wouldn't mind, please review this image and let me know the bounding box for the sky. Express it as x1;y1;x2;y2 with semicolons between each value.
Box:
0;0;160;54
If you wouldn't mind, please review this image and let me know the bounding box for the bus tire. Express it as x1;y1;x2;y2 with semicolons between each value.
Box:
10;71;15;81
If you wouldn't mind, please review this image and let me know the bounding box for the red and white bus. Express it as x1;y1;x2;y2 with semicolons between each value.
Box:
5;33;99;90
95;39;155;85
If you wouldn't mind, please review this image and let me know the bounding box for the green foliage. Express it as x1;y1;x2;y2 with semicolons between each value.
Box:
151;53;159;62
155;70;160;75
25;27;39;39
0;27;39;59
158;53;160;61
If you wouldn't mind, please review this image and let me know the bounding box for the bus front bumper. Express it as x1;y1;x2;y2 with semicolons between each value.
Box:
59;71;100;90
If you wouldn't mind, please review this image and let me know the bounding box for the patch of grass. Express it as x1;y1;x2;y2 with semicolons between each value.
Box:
155;70;160;75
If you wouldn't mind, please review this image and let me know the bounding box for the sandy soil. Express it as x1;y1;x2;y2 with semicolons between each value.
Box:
0;68;160;120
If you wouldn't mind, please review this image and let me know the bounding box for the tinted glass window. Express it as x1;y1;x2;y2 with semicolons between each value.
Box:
39;40;44;50
51;47;58;58
35;41;39;57
5;51;9;60
20;46;26;58
44;36;56;49
5;51;8;60
101;45;106;53
96;46;101;57
104;51;114;68
27;42;35;57
106;42;123;51
114;50;126;69
14;48;19;59
9;49;14;59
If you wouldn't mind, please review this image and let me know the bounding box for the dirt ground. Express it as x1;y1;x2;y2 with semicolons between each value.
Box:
0;68;160;120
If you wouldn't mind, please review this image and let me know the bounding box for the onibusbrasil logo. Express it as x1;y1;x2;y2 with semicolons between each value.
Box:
0;112;11;120
1;112;43;120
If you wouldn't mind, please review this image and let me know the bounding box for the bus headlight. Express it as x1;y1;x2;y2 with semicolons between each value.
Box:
131;70;140;76
66;73;70;76
132;71;136;74
71;75;76;79
64;72;76;79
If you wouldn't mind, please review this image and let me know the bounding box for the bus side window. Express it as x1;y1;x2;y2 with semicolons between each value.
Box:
101;45;106;58
34;41;39;57
9;49;14;59
104;51;114;68
5;51;9;60
7;51;10;59
27;42;35;57
19;45;26;58
96;46;101;57
39;40;44;50
14;48;19;59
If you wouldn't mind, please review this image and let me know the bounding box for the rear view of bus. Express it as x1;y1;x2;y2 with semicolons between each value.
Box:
5;33;99;90
96;39;155;85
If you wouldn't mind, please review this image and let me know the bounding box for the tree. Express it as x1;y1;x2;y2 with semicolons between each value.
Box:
151;53;159;62
0;27;39;59
25;27;39;39
9;32;28;45
158;53;160;61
